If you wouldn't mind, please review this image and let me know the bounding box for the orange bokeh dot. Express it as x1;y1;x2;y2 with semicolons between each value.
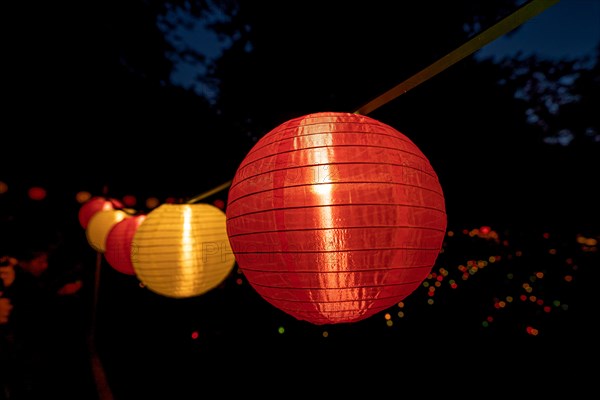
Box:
145;197;160;209
76;191;92;203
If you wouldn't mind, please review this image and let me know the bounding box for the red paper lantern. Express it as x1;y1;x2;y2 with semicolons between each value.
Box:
78;196;124;229
226;112;447;325
104;214;146;275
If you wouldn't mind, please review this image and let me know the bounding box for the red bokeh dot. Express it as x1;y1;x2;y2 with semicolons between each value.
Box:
28;187;47;200
213;199;225;209
122;195;137;207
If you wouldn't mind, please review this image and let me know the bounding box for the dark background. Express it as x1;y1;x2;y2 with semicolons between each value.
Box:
1;0;599;397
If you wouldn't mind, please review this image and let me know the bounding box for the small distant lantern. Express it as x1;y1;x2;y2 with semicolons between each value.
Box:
104;214;147;275
132;203;235;298
78;196;124;229
86;209;132;253
226;112;447;325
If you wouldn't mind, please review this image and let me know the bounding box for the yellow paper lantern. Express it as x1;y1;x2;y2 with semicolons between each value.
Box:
86;209;132;253
131;203;235;298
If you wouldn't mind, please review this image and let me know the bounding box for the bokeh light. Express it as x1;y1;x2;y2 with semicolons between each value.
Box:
28;186;46;200
145;197;160;209
76;191;92;203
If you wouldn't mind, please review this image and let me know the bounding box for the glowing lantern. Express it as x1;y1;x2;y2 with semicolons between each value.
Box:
226;111;447;325
131;203;235;298
104;215;147;275
78;196;124;229
86;209;132;253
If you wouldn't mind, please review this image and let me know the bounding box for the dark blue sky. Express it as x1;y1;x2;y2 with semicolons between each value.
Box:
170;0;599;94
476;0;600;61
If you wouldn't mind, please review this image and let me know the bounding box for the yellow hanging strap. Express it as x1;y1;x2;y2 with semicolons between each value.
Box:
186;180;233;204
187;0;560;202
354;0;560;115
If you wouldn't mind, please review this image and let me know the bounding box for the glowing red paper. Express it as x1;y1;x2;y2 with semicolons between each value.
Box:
226;112;447;325
104;214;146;275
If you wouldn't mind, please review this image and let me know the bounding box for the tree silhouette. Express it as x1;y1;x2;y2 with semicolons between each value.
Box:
3;1;236;198
2;0;597;227
199;0;598;231
496;49;599;147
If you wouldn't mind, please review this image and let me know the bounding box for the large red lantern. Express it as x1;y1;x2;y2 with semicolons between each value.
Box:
226;112;447;325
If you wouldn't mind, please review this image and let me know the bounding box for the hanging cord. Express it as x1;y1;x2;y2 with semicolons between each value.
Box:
186;180;233;204
353;0;560;115
86;183;116;399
